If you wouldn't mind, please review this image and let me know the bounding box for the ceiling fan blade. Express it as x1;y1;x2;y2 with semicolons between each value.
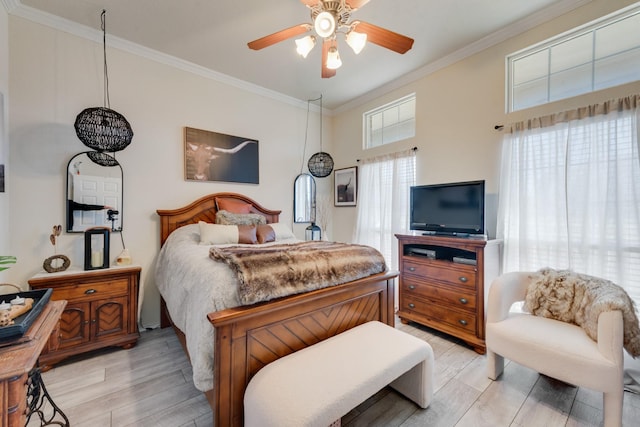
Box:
322;39;336;78
247;24;310;50
300;0;320;6
345;0;371;10
353;21;414;54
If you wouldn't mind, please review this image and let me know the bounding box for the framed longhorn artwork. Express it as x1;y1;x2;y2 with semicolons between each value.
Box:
184;127;259;184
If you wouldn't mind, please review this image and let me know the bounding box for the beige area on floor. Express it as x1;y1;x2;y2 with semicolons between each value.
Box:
30;318;640;427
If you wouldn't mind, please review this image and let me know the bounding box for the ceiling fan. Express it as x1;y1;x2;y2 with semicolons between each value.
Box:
247;0;414;78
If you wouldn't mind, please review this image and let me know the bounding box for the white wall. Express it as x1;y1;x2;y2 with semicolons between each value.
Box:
0;5;9;283
7;16;327;327
330;0;640;243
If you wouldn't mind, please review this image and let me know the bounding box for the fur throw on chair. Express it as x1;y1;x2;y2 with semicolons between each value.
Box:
524;267;640;357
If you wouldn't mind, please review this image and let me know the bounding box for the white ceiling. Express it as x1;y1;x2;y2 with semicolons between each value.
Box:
10;0;591;110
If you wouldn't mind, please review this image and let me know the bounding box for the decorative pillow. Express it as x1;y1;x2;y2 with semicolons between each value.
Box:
216;210;267;226
215;198;251;214
237;224;258;244
256;224;276;244
199;221;257;245
269;223;297;241
199;222;238;245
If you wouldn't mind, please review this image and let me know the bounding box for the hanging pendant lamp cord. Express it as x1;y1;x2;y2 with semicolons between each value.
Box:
300;95;323;174
319;94;323;153
100;10;118;161
101;9;111;109
101;9;124;247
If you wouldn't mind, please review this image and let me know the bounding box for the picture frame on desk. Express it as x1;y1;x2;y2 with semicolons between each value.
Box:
334;166;357;207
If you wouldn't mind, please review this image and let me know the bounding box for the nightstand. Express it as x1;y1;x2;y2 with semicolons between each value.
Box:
28;266;140;368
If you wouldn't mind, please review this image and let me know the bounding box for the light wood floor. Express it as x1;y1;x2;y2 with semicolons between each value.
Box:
31;320;640;427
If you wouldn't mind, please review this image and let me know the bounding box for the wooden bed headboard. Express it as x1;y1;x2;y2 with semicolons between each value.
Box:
156;192;282;246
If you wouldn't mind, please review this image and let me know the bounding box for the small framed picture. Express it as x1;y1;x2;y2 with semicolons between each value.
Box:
334;167;357;207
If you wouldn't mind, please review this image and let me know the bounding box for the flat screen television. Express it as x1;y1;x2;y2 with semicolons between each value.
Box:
410;180;485;236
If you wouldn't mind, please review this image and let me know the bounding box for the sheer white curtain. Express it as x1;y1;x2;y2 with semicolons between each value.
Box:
498;95;640;303
353;148;416;272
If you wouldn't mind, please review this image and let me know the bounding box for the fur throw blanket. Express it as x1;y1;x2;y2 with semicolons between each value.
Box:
210;241;387;305
524;268;640;357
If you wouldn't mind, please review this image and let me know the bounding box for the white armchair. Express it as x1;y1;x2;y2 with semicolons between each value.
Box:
486;271;624;427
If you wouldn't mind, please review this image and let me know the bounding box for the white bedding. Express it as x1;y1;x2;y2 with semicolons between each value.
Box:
154;224;300;391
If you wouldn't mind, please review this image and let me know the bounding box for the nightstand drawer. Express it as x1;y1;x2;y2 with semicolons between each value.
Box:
403;260;476;288
51;278;128;301
402;278;476;311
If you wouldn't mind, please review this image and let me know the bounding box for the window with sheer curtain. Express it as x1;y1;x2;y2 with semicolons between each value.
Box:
497;95;640;303
353;148;416;272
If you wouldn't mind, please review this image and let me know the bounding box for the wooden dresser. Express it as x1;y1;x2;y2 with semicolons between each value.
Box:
395;234;501;354
0;300;66;426
28;266;140;368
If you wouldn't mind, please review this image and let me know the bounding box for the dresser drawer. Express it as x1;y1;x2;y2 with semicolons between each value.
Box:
401;295;477;334
403;260;476;288
402;278;476;311
50;278;129;301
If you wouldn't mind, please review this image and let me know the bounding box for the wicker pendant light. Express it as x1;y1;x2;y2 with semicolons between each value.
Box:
74;10;133;153
308;95;334;178
75;107;133;152
308;152;334;178
86;151;120;167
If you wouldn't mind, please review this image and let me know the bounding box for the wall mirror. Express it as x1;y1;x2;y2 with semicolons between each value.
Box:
294;173;316;223
66;151;123;232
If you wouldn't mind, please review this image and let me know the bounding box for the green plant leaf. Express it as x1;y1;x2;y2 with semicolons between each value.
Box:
0;255;17;272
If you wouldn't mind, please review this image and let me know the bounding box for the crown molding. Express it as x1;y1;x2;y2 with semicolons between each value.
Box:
334;0;593;113
1;0;20;13
5;1;313;112
6;0;593;114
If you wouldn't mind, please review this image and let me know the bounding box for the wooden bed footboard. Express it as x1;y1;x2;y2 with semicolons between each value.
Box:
209;271;397;427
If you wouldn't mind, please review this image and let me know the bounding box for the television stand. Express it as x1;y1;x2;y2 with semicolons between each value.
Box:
395;233;502;354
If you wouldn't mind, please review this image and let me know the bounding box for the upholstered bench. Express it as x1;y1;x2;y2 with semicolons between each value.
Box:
244;320;434;427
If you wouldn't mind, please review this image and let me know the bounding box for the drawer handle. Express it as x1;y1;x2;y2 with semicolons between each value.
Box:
408;267;416;272
458;276;468;283
85;289;97;295
408;303;415;309
458;319;468;326
459;298;468;304
408;285;416;290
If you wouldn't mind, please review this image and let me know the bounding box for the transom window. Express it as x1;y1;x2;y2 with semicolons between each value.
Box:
507;4;640;112
363;94;416;148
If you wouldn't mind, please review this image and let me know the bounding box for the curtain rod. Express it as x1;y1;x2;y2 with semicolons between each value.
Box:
356;146;417;162
494;94;640;132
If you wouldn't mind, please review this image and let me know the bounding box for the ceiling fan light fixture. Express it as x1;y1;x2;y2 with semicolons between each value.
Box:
326;47;342;70
314;11;336;38
295;35;316;58
247;1;414;78
346;30;367;54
